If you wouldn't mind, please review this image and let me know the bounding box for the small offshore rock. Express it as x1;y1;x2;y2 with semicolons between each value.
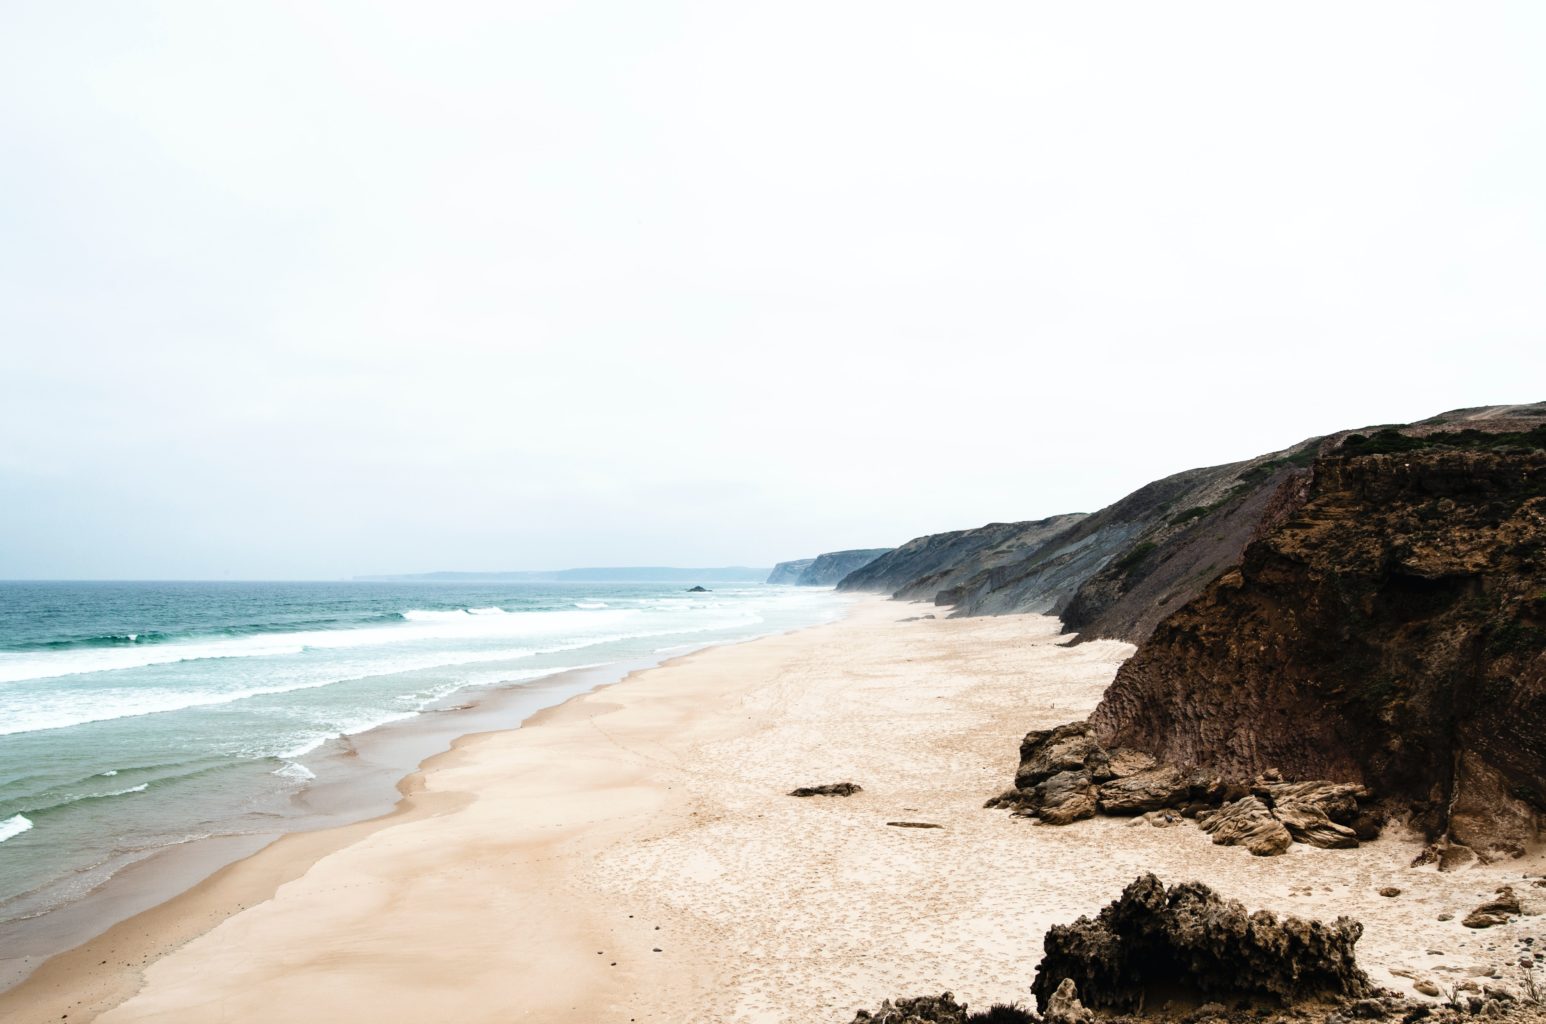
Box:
788;782;862;798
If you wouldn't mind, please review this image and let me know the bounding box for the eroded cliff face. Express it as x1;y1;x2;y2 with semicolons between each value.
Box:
835;517;1086;598
798;548;893;586
1090;448;1546;860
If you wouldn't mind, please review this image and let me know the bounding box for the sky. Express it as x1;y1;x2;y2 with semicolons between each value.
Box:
1;2;1544;580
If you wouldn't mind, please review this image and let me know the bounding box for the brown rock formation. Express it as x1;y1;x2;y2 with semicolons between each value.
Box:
1090;443;1546;860
1030;874;1371;1013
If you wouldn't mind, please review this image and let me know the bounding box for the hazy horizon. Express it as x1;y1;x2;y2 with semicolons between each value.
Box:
4;3;1544;580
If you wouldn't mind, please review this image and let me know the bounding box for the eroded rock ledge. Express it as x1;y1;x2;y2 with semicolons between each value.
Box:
985;722;1384;856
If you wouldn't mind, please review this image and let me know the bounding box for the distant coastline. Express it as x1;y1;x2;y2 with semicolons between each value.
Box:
355;566;773;583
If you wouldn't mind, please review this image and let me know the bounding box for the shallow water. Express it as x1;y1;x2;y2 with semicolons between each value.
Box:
0;579;845;932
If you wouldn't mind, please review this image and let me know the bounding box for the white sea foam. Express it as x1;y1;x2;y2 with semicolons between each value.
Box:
272;762;316;781
104;783;148;796
0;814;34;843
0;607;643;686
0;598;802;739
574;601;608;609
99;770;118;777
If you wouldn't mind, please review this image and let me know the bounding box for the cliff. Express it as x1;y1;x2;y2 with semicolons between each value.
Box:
1090;427;1546;860
837;516;1087;600
841;447;1324;644
767;549;893;586
798;549;894;586
840;404;1546;650
766;559;815;585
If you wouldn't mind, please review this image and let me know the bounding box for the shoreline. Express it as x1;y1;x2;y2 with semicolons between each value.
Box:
0;606;844;1009
5;597;1541;1023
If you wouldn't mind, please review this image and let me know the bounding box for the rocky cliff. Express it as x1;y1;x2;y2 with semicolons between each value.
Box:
837;516;1087;600
767;549;892;586
840;446;1324;644
797;548;893;586
766;559;815;585
1090;424;1546;861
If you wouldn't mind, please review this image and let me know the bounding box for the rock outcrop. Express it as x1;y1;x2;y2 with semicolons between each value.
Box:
1030;874;1372;1014
1462;887;1523;929
988;723;1378;856
1090;429;1546;860
767;549;893;586
850;993;1033;1024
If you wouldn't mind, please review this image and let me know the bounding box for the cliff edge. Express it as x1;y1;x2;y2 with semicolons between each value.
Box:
1091;424;1546;861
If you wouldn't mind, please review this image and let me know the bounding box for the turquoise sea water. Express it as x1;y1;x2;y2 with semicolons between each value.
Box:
0;580;845;933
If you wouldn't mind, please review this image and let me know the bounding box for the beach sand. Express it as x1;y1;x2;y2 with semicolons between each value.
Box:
5;597;1541;1023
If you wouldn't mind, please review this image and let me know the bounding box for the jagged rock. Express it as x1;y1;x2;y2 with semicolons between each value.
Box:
1462;887;1522;928
1412;839;1479;871
1274;801;1360;849
1043;979;1093;1024
1030;874;1372;1013
1036;770;1097;825
851;995;1036;1024
1261;780;1369;824
852;992;969;1024
1014;723;1103;790
1197;796;1293;856
1097;763;1190;814
1380;887;1402;898
1414;980;1441;997
788;782;862;797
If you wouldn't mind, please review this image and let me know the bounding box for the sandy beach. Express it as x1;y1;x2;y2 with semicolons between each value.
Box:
4;597;1541;1024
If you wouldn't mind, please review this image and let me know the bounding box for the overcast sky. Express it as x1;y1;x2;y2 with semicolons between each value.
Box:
2;2;1543;579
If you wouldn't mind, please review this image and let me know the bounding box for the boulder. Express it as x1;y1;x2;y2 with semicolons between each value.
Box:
1197;796;1292;856
1097;763;1190;815
1274;801;1360;849
1036;770;1097;825
1462;887;1522;929
1014;723;1104;790
1030;874;1372;1014
1260;780;1369;824
1042;979;1093;1024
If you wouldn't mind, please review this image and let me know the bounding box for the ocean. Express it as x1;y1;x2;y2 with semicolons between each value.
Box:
0;579;846;948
